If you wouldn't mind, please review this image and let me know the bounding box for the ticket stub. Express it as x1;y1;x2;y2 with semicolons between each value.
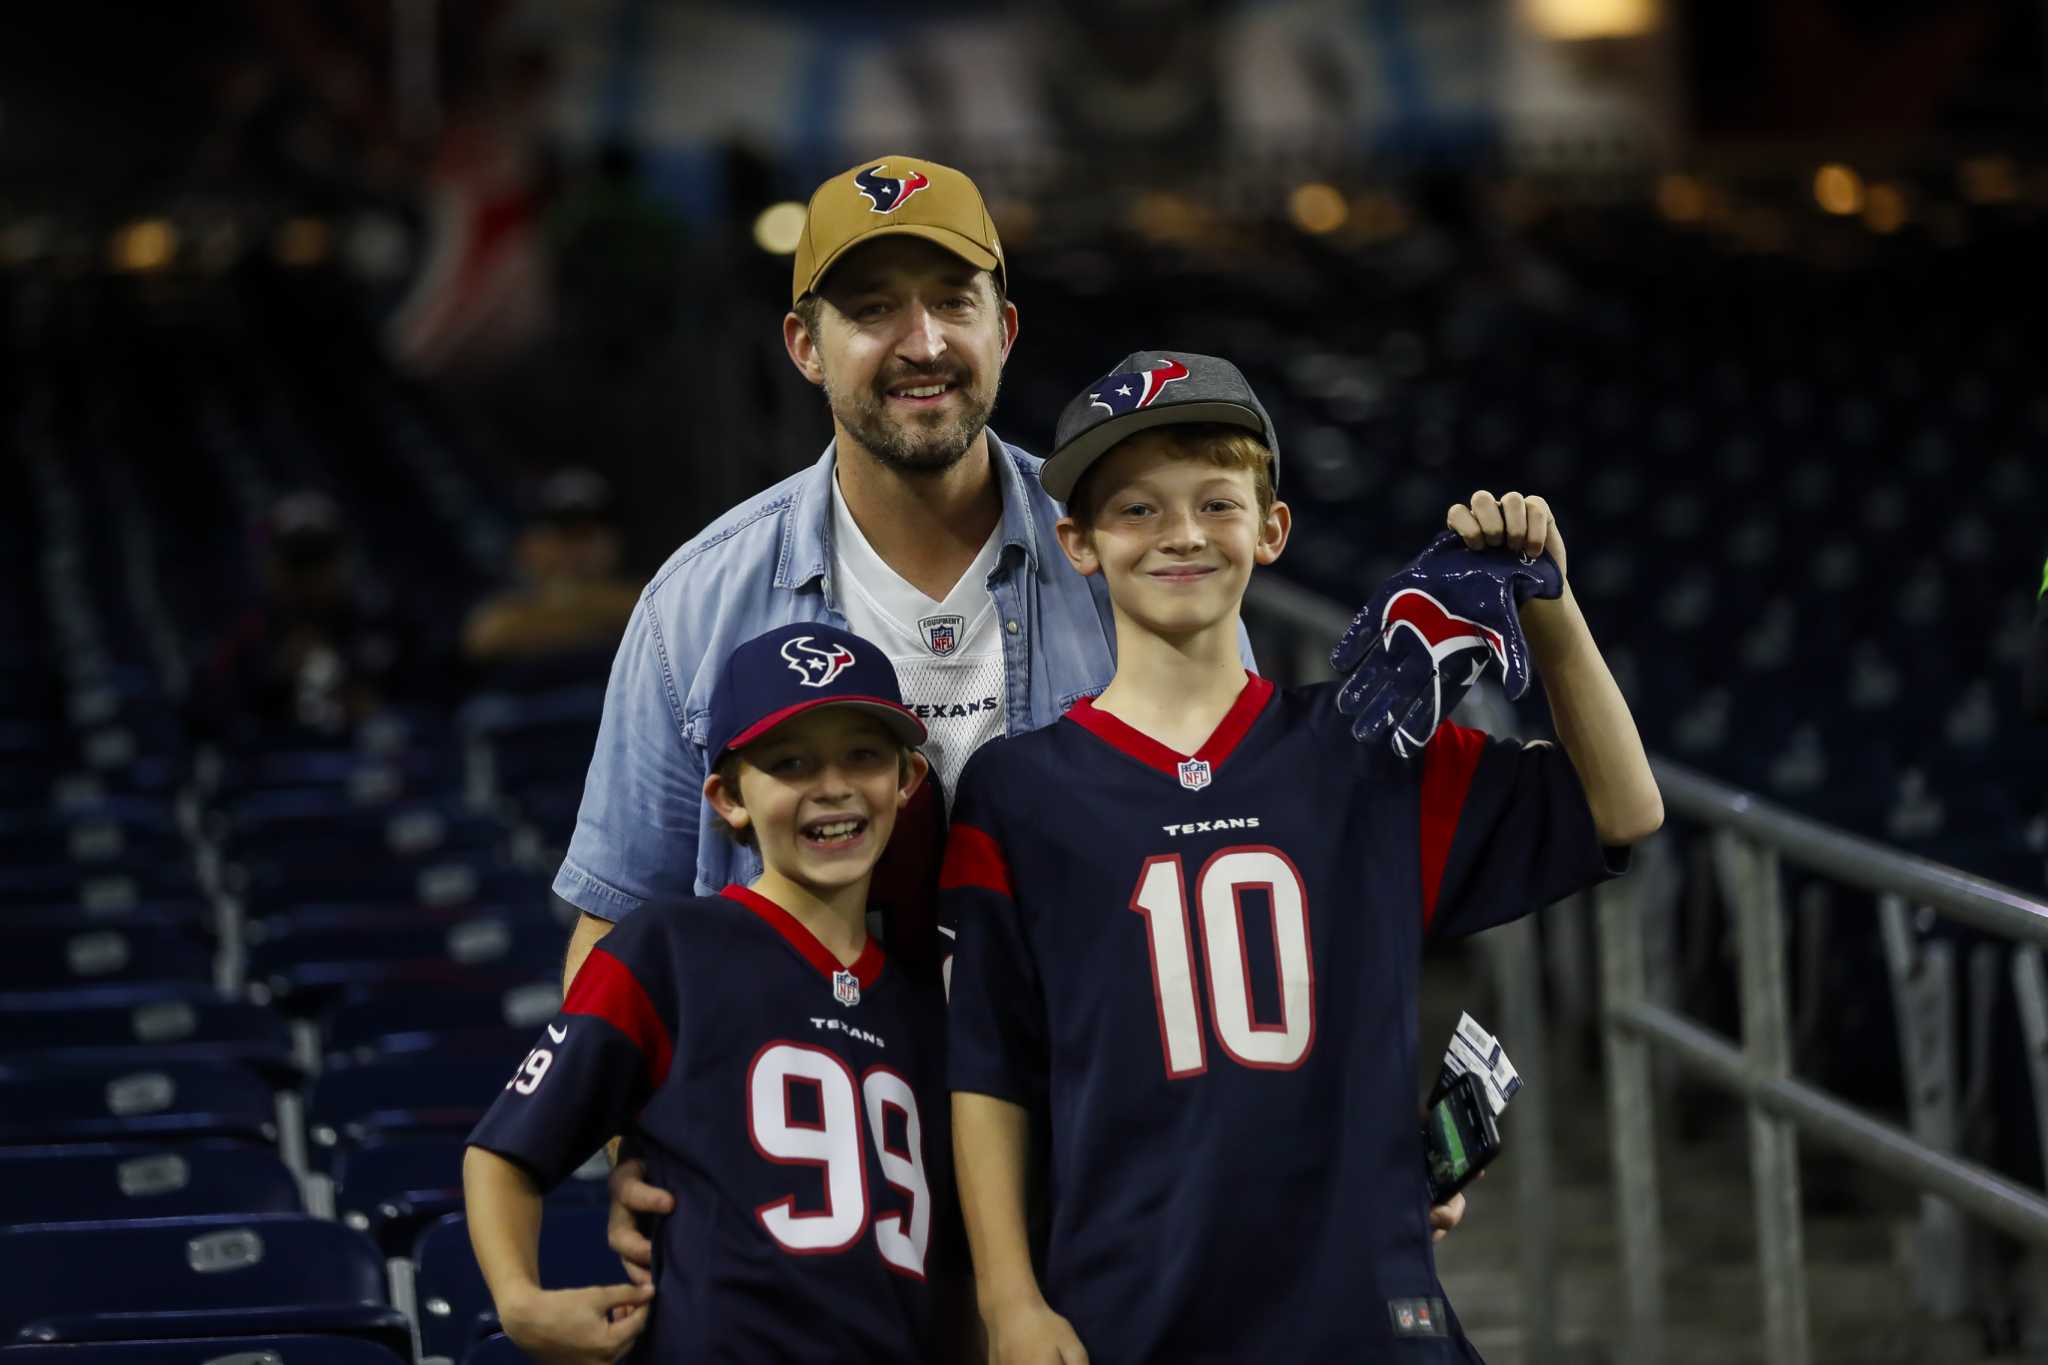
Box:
1437;1012;1521;1116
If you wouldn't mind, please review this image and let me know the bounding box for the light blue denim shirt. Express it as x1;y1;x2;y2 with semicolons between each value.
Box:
556;432;1146;919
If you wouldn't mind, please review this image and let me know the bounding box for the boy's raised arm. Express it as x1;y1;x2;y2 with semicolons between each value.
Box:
1450;490;1663;845
953;1092;1089;1365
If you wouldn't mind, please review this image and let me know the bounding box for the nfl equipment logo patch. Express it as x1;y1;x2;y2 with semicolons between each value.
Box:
919;614;964;658
1177;758;1212;791
833;969;861;1007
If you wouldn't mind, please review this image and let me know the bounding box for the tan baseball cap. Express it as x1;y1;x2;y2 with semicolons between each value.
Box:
791;156;1005;307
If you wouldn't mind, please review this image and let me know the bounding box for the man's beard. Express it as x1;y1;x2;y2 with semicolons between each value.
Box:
825;363;1001;475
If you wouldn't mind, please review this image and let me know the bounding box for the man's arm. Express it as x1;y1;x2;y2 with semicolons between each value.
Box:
953;1092;1088;1365
562;905;614;996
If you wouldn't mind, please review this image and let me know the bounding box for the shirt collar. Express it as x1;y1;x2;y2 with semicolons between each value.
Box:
777;430;1040;591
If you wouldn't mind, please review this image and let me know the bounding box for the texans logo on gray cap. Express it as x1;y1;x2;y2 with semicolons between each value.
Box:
1040;350;1281;503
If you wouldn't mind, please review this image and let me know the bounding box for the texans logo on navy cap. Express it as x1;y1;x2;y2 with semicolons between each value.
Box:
706;624;926;765
1088;357;1189;417
855;163;931;215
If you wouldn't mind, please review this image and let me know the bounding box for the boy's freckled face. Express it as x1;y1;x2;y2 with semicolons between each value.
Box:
729;709;912;894
1065;433;1286;639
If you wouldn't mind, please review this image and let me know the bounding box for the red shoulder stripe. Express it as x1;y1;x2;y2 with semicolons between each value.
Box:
940;822;1012;899
563;945;673;1092
1419;722;1488;932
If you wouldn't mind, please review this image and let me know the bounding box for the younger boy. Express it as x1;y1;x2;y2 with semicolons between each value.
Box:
944;352;1663;1362
465;623;954;1362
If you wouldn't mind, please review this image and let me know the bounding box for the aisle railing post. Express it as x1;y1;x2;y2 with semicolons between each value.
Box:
1598;860;1665;1365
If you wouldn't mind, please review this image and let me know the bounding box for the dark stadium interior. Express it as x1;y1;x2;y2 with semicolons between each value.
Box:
2;1;2046;1361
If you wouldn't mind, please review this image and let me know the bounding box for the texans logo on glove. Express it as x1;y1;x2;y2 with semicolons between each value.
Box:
1332;530;1564;757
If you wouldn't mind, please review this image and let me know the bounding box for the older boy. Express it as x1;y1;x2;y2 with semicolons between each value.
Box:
465;623;956;1362
944;353;1662;1363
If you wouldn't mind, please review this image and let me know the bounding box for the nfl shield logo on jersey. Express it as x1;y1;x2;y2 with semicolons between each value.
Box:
919;614;963;658
1177;758;1212;791
833;969;861;1007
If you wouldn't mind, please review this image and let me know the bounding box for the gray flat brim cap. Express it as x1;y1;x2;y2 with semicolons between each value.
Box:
1040;350;1281;504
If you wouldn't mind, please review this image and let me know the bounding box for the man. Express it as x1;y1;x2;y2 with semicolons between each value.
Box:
551;156;1460;1284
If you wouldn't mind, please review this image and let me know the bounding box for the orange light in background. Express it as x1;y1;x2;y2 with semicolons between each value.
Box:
1130;192;1202;244
110;219;176;273
751;202;806;255
1288;183;1348;235
1958;154;2017;205
1656;174;1707;223
1523;0;1658;40
1812;164;1862;216
1862;183;1907;234
274;217;331;267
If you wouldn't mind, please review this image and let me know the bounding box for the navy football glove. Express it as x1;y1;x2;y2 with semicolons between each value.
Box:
1332;530;1565;757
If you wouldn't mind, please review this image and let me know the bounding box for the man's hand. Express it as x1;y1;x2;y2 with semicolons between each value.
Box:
984;1295;1091;1365
498;1281;654;1364
607;1158;674;1286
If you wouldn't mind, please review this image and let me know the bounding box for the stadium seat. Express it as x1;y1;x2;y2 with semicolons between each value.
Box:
412;1208;615;1363
0;999;293;1077
321;977;558;1063
0;1061;277;1146
0;923;212;992
334;1137;609;1256
0;1142;301;1224
457;1332;530;1365
0;1215;408;1352
305;1056;516;1171
0;1335;407;1363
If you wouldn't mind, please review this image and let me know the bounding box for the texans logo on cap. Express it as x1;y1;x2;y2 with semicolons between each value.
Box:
1088;357;1189;417
855;163;930;215
781;636;858;688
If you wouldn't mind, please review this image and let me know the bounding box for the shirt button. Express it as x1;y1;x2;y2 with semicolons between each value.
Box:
1006;620;1020;635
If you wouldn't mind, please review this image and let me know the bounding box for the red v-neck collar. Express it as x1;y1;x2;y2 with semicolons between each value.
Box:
1064;673;1275;780
722;884;885;990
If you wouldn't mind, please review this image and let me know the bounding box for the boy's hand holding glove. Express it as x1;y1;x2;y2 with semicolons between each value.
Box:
1332;530;1564;758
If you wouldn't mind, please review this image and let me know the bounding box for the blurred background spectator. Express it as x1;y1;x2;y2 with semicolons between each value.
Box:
462;467;639;679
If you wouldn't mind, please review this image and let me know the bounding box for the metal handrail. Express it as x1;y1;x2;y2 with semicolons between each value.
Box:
1651;758;2048;947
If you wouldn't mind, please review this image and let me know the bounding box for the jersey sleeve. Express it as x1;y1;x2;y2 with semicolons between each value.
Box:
1417;722;1629;940
939;753;1049;1108
467;911;682;1187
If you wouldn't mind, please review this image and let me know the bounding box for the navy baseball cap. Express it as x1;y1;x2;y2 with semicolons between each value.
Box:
705;624;926;766
1040;351;1281;503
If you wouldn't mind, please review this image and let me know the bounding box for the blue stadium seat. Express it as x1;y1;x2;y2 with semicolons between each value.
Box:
333;1137;466;1256
0;1061;277;1146
0;1215;408;1352
0;1143;300;1224
320;979;559;1062
306;1056;515;1171
0;1338;407;1363
0;1000;293;1077
412;1208;615;1363
0;924;212;992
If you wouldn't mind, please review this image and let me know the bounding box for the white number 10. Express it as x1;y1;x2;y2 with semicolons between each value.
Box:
1128;846;1317;1078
